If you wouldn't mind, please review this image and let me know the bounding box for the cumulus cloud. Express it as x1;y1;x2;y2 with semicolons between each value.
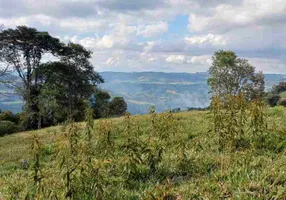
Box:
166;55;187;64
62;23;140;50
165;55;211;65
105;57;120;66
137;22;168;37
0;0;98;18
185;34;227;45
248;57;286;73
189;0;286;33
0;0;285;73
97;0;167;11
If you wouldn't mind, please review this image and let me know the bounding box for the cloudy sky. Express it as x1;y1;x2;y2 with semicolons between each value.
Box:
1;0;285;73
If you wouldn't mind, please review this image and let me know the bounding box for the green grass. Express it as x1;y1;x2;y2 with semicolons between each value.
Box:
0;110;285;199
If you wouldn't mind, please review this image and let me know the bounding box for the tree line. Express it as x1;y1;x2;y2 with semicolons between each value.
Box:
0;26;127;135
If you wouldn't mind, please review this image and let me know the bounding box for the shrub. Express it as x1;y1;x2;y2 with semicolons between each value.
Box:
0;111;20;124
109;97;127;117
0;121;19;136
278;98;286;107
17;112;30;131
266;93;280;107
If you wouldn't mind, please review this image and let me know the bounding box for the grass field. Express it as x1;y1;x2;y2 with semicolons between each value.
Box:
0;108;285;199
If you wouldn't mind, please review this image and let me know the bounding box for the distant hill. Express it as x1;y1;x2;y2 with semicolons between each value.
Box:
99;72;210;114
1;72;286;114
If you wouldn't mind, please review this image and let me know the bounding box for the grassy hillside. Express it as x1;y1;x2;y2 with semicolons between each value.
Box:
0;109;285;199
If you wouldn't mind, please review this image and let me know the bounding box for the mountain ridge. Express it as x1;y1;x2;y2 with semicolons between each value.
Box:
1;72;286;114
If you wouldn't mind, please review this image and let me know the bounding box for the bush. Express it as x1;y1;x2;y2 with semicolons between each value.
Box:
0;111;20;124
278;98;286;107
109;97;127;116
17;112;29;131
0;121;19;137
266;93;280;107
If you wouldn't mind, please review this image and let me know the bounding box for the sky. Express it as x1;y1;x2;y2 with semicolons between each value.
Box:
0;0;285;73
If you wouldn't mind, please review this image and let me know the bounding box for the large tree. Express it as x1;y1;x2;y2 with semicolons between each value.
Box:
0;26;65;128
38;43;103;125
207;50;265;100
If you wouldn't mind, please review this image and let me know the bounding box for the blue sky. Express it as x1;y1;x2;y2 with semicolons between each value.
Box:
0;0;285;73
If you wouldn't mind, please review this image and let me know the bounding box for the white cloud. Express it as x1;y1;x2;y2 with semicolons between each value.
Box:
137;21;168;37
147;57;156;62
248;57;286;73
0;16;30;27
190;55;212;65
59;18;107;32
0;15;110;33
105;57;120;66
189;0;286;32
165;54;212;65
61;23;140;50
1;0;285;73
166;55;187;64
185;34;227;45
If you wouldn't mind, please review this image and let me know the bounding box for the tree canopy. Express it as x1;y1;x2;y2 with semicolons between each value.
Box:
38;43;103;124
208;50;265;100
92;90;127;118
0;26;124;129
109;97;127;116
0;26;67;128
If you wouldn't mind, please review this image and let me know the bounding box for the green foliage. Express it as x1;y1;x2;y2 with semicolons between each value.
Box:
92;89;111;118
0;111;20;124
208;50;269;153
30;133;43;197
38;43;103;124
210;91;269;152
0;120;18;136
272;81;286;94
96;119;116;159
266;81;286;107
0;26;66;129
278;98;286;106
249;100;267;147
0;112;26;135
122;112;146;178
92;89;127;118
109;97;127;117
208;50;265;100
267;93;280;107
0;26;104;129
